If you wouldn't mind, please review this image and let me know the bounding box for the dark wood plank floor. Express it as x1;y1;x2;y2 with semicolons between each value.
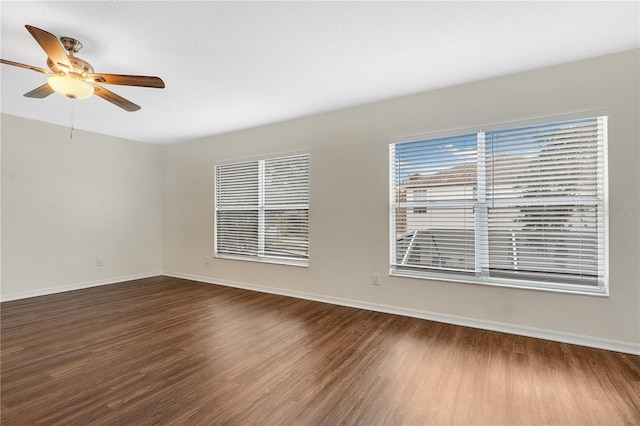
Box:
2;276;639;425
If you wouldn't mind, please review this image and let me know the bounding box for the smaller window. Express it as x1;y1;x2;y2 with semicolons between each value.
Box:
215;153;309;266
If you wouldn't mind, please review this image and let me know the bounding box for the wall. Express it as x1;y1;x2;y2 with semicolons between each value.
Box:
1;114;164;300
163;50;640;353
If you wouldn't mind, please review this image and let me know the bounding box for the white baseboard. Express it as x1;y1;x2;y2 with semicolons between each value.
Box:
0;272;163;302
164;271;640;356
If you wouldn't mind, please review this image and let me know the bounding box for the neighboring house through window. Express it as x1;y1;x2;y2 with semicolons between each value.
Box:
412;189;428;214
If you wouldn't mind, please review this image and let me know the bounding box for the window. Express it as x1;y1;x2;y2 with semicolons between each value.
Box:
215;153;309;266
412;189;428;214
390;116;607;294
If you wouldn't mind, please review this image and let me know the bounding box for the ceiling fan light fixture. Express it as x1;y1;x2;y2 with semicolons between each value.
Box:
47;75;94;99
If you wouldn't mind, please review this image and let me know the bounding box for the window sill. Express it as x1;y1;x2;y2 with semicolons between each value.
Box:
390;270;608;297
215;254;309;268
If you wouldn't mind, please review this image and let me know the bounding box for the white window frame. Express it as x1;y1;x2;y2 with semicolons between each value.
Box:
389;113;609;296
214;152;310;267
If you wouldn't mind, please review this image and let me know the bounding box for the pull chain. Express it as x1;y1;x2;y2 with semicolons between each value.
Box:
70;101;75;139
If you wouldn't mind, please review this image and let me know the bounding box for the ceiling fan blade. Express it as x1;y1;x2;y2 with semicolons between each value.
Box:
87;73;165;88
25;25;72;70
24;83;54;98
92;85;141;112
0;59;49;74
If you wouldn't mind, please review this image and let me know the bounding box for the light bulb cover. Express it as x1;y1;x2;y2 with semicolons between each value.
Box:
47;76;94;99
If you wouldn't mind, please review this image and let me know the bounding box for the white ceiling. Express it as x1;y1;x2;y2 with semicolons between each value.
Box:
1;1;638;145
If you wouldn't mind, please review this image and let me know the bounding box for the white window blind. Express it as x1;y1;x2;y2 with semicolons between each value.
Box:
215;153;309;266
390;116;607;294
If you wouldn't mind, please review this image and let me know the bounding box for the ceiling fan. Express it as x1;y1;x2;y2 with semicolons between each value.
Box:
0;25;165;112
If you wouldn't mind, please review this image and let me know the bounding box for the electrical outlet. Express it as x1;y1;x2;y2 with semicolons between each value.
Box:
371;273;380;285
96;258;103;267
205;256;211;265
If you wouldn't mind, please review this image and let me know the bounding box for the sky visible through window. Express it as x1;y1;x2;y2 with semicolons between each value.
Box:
393;117;597;184
394;134;477;183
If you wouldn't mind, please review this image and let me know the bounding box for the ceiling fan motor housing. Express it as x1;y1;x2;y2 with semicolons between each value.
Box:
60;36;82;53
47;55;94;77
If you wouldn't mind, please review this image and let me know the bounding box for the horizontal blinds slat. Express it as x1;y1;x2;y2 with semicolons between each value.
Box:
216;210;258;256
393;207;476;273
485;118;603;285
216;161;259;207
264;209;309;259
392;135;477;272
487;118;603;204
486;203;601;283
264;154;309;206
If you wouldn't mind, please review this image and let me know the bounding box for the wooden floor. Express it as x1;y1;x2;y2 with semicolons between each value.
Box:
1;276;639;425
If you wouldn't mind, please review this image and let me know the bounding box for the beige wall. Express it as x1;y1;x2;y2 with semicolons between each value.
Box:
163;50;639;348
1;115;164;299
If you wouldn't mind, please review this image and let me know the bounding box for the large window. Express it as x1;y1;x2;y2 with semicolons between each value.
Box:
215;153;309;266
390;116;607;294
